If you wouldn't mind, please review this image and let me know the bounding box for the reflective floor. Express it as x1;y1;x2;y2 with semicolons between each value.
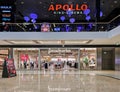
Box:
0;70;120;92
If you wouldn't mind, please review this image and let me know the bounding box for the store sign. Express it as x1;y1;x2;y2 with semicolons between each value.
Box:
48;4;88;15
0;5;13;23
48;50;71;53
48;4;88;11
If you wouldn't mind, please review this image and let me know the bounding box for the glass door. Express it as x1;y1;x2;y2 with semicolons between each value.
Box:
40;48;79;70
13;48;39;70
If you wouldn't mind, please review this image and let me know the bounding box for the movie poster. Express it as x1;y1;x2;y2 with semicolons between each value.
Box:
41;23;50;32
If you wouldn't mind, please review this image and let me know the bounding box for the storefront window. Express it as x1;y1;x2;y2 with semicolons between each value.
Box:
80;48;97;70
0;48;9;70
13;48;39;70
40;48;79;70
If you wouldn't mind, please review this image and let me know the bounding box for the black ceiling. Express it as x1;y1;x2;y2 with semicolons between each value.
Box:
1;0;120;23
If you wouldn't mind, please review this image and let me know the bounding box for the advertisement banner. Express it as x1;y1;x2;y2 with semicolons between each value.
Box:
6;58;16;77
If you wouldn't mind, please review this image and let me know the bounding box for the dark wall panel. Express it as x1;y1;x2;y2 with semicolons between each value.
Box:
102;48;115;70
115;48;120;71
97;48;102;70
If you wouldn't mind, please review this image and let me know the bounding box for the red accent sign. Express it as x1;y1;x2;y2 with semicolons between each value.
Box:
48;4;88;11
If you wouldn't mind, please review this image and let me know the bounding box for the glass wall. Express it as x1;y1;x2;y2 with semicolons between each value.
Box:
40;48;79;70
13;48;39;70
0;48;9;70
80;48;97;70
12;48;97;70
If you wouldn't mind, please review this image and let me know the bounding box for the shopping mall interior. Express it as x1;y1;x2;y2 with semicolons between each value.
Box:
0;0;120;92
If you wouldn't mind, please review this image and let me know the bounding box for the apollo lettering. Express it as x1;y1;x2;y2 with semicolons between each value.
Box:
48;4;88;11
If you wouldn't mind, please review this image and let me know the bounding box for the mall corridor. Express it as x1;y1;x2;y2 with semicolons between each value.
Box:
0;70;120;92
0;0;120;92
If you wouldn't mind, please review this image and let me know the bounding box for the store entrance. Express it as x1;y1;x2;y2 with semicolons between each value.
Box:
14;48;39;70
40;48;79;70
13;48;97;70
80;48;97;70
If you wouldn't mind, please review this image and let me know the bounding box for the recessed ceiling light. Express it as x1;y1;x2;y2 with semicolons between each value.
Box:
21;1;24;4
115;42;119;45
114;1;117;4
101;26;104;28
39;2;42;4
51;2;54;4
101;1;104;5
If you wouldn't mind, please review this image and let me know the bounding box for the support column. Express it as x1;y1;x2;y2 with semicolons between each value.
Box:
96;0;100;21
95;0;100;31
115;48;120;71
77;48;80;70
38;48;41;70
8;48;13;58
97;48;102;70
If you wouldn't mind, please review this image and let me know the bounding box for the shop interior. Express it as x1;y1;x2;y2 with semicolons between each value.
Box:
80;48;97;70
40;48;79;70
13;48;39;70
13;48;97;70
0;48;9;70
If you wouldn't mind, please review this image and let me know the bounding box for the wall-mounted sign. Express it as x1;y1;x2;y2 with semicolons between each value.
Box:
48;4;88;15
0;5;15;23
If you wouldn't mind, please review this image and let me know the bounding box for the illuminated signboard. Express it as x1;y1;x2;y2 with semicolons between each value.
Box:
48;3;88;15
0;5;14;23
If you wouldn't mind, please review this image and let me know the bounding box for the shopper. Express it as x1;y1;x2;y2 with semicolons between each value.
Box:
24;61;27;69
45;62;48;70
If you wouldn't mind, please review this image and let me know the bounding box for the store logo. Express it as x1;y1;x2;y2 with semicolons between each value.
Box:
48;4;88;11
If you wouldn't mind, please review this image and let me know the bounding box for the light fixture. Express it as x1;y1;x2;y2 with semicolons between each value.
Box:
86;16;91;21
30;13;38;19
9;41;36;44
24;16;30;22
69;18;75;23
60;16;65;22
83;9;90;16
114;1;117;4
21;1;24;4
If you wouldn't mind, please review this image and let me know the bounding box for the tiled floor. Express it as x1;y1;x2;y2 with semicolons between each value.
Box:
0;70;120;92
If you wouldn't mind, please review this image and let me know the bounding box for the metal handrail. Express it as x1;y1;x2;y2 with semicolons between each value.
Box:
0;14;119;25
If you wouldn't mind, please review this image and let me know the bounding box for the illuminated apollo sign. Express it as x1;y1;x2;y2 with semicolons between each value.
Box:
48;4;88;11
48;4;88;14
